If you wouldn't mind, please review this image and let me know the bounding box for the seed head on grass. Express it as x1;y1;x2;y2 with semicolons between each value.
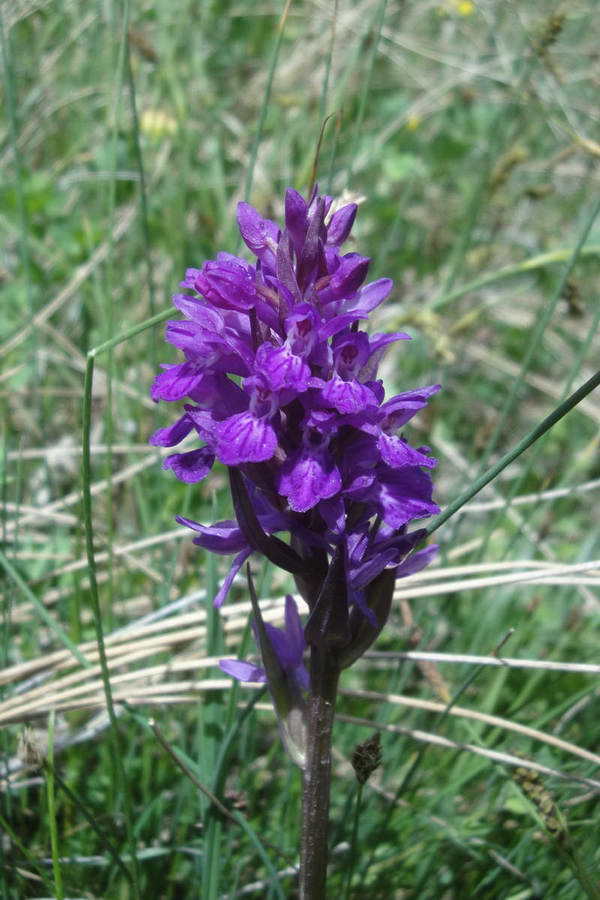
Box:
513;758;567;843
351;732;382;786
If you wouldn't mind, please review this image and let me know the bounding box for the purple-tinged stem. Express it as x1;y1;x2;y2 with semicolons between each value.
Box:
299;647;340;899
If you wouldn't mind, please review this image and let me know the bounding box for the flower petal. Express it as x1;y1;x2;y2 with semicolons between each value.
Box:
351;547;399;590
321;375;378;414
213;547;252;607
326;203;357;246
149;414;194;447
348;584;378;627
237;202;279;268
329;253;370;299
216;411;278;465
175;516;248;554
318;495;346;532
256;343;311;393
378;434;437;469
162;448;215;483
219;658;266;683
285;188;309;255
283;594;305;664
151;362;205;402
395;544;439;578
341;278;393;316
376;468;440;529
279;449;342;513
381;384;442;427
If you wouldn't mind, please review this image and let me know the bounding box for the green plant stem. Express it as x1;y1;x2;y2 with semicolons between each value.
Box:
82;354;140;897
0;10;33;318
426;367;600;536
48;763;132;883
46;711;64;900
150;720;287;899
481;284;600;562
243;0;293;202
0;810;55;893
427;245;600;311
346;0;388;184
563;843;600;900
90;307;172;357
343;783;363;900
0;550;89;668
124;29;157;371
475;195;600;481
318;0;338;125
300;648;340;900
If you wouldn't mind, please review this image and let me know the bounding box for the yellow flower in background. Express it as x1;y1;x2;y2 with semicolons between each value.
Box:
140;109;178;140
406;114;421;132
438;0;475;14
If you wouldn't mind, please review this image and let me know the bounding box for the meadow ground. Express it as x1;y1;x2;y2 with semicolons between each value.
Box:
1;1;600;897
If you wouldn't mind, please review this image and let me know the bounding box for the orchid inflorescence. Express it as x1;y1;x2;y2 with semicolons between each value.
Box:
150;186;440;763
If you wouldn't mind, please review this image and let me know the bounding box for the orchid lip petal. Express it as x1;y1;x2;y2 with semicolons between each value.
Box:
219;658;267;683
216;411;278;465
162;447;215;483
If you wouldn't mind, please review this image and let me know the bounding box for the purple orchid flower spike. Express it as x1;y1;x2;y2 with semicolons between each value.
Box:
150;185;442;896
149;183;441;737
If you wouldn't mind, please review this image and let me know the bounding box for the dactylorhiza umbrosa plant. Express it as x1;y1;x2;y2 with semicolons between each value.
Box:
149;187;440;897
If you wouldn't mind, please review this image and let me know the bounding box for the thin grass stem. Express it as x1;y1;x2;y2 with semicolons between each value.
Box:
123;28;157;370
0;810;55;893
150;720;287;898
346;0;388;185
343;783;363;900
490;282;600;561
0;551;89;668
45;710;64;900
0;10;35;322
243;0;293;202
82;354;141;897
48;762;133;883
427;369;600;536
427;245;600;311
318;0;338;126
476;193;600;478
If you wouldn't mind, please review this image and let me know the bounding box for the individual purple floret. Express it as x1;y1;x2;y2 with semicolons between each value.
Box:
220;595;309;692
150;186;440;660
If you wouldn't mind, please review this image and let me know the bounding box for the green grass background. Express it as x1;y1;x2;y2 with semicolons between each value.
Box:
1;1;600;897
